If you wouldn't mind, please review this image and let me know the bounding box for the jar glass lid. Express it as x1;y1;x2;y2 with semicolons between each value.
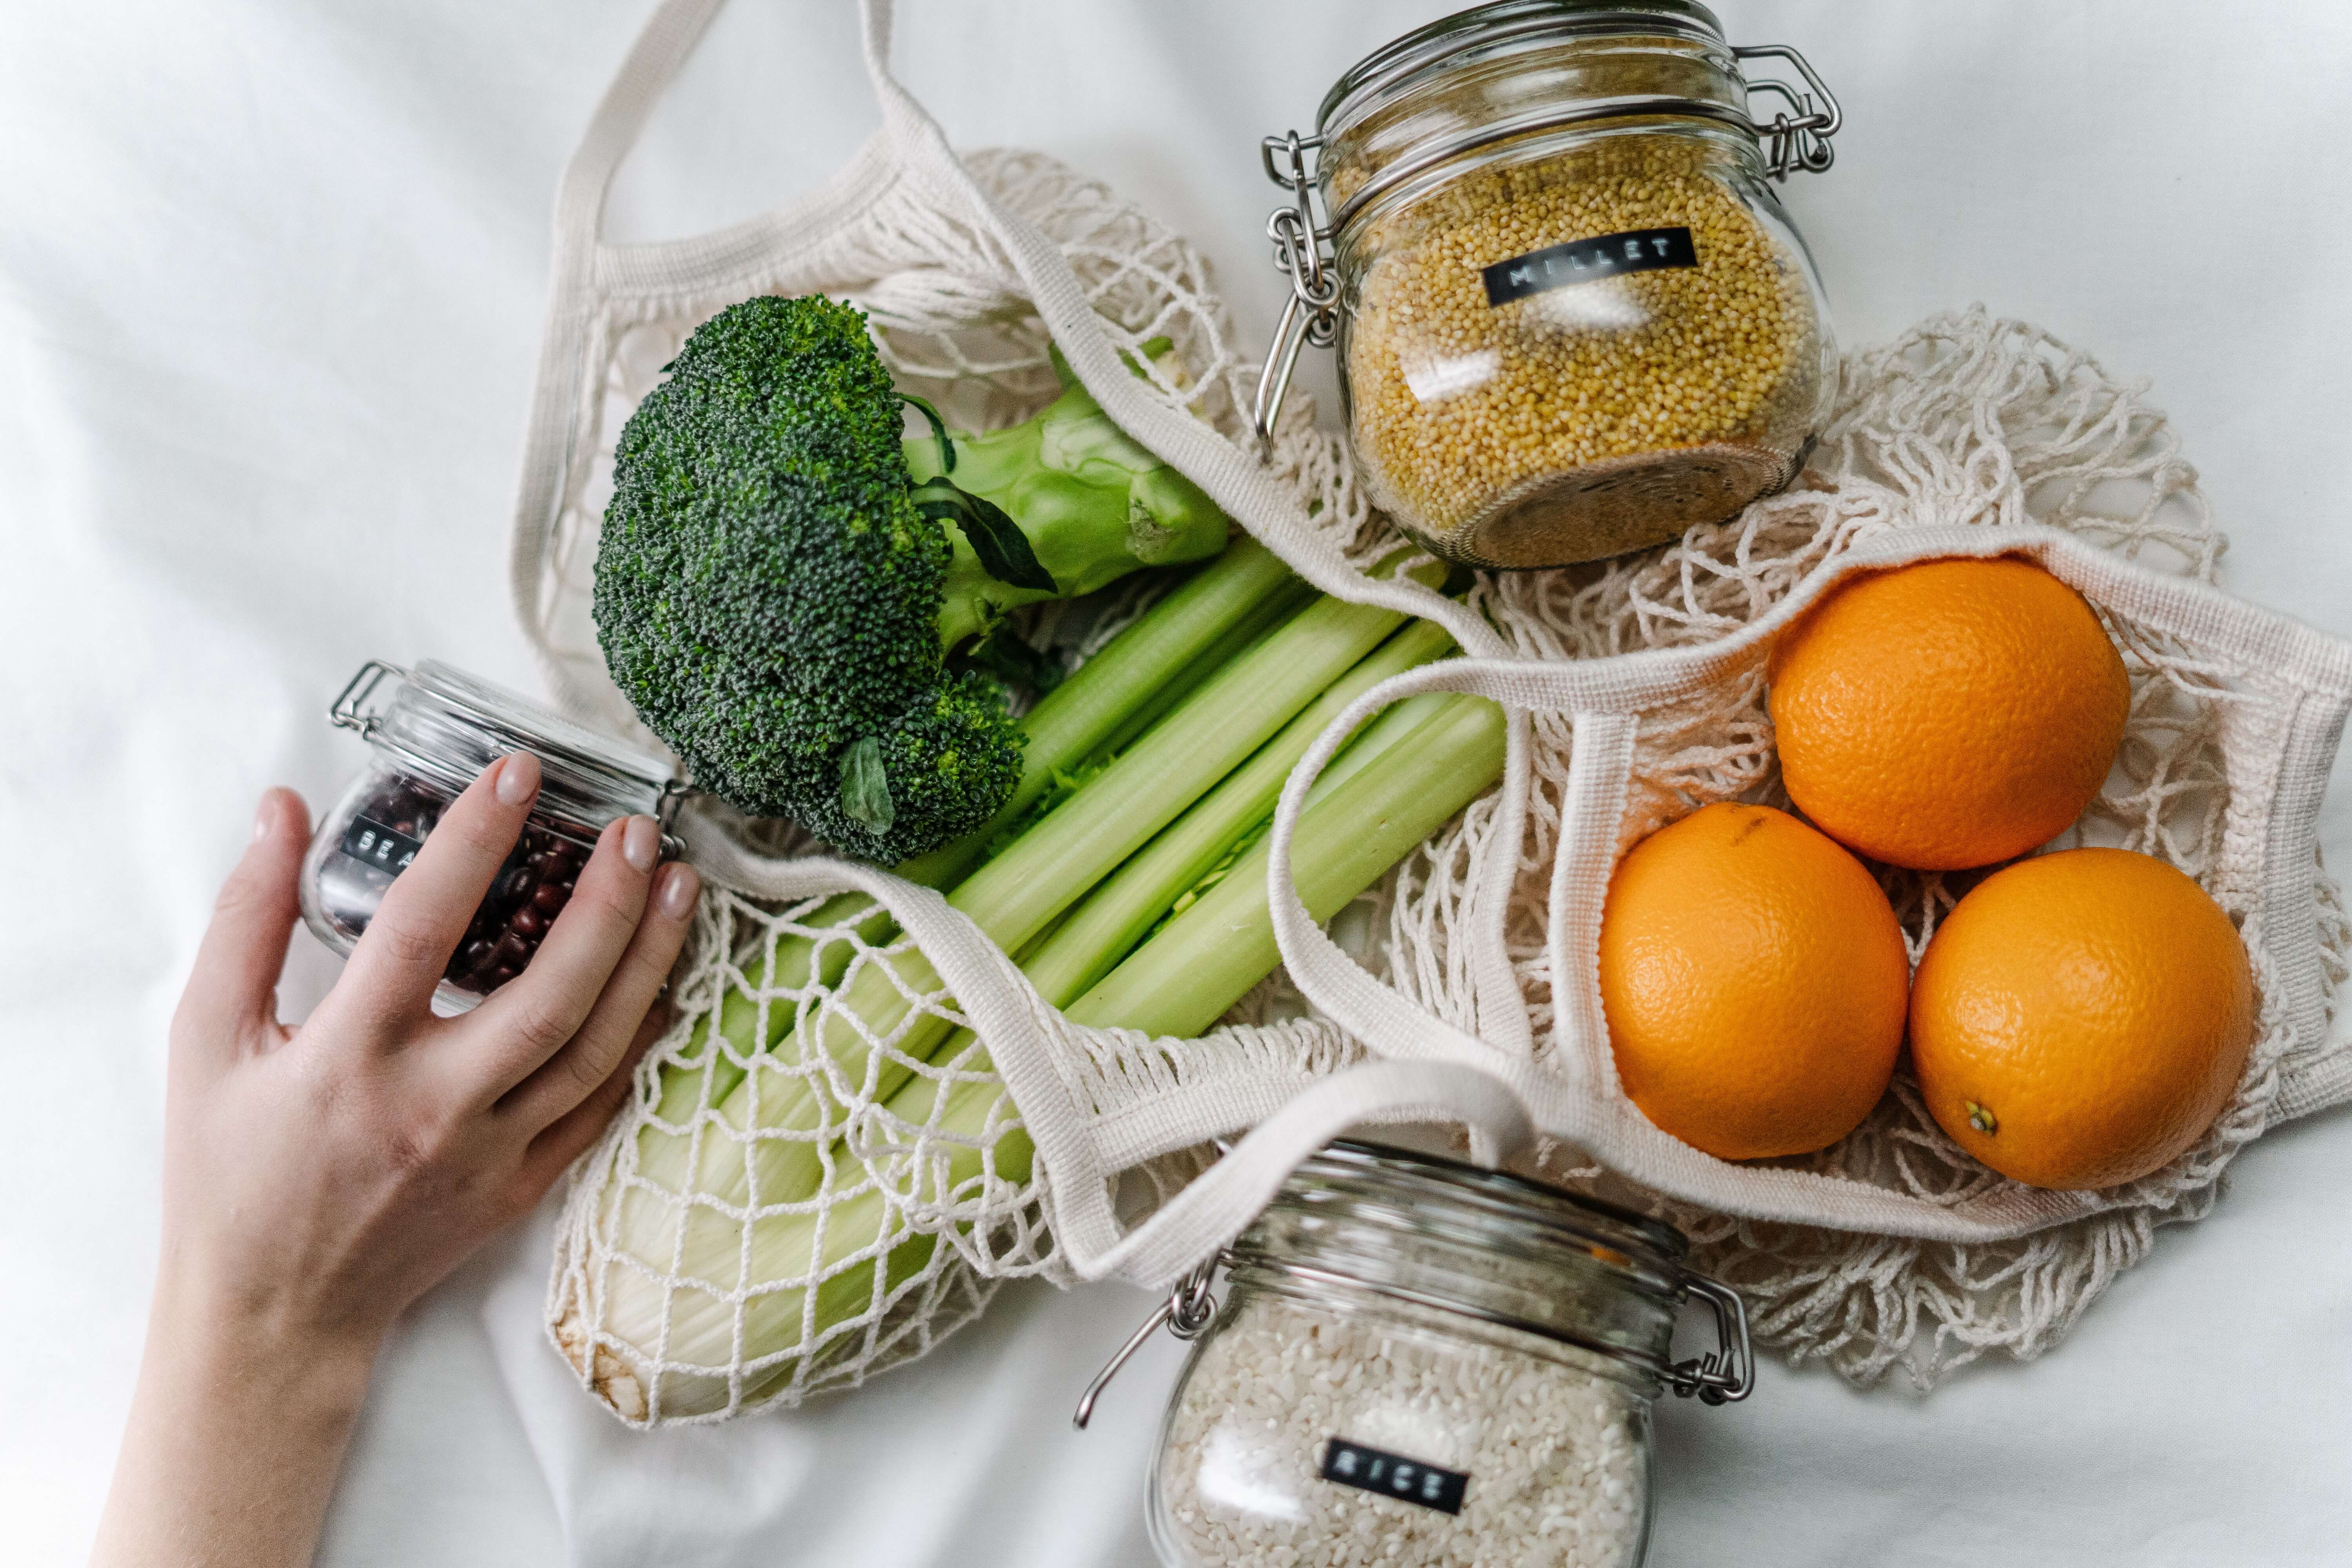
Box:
400;661;677;797
1317;0;1731;140
1076;1138;1753;1420
332;658;682;835
1263;1138;1691;1287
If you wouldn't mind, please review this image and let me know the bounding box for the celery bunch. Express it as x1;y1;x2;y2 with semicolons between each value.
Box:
559;540;1504;1419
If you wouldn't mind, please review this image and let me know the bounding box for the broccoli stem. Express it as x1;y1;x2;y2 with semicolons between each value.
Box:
908;350;1231;653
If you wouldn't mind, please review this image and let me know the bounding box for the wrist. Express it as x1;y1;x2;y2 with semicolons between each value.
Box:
147;1254;385;1422
93;1253;384;1568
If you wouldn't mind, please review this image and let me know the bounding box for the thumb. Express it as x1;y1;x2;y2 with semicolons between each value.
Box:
174;788;311;1049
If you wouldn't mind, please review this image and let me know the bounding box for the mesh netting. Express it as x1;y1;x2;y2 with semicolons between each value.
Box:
526;142;2350;1421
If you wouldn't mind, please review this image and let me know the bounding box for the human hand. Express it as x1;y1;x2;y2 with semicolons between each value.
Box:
93;751;698;1567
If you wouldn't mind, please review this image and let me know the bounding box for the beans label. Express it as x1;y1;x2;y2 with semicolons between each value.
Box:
1319;1438;1470;1515
340;815;423;876
1482;225;1699;306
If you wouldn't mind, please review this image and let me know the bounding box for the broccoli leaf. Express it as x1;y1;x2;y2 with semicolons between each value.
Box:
913;478;1058;593
838;736;895;833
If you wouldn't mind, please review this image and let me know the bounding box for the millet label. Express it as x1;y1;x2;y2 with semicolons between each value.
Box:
1482;225;1699;306
339;815;423;877
1319;1438;1470;1515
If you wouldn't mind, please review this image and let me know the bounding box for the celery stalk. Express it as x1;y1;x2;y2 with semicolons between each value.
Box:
1068;691;1508;1034
1017;617;1457;1006
897;535;1303;889
943;588;1422;952
1089;574;1319;762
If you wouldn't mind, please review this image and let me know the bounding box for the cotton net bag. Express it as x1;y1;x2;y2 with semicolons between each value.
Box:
512;0;2352;1423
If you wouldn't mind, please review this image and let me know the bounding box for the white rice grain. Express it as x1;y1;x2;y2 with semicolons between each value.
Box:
1154;1293;1648;1568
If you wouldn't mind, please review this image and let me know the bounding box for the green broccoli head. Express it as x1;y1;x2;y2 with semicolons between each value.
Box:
593;293;1231;862
593;294;1023;861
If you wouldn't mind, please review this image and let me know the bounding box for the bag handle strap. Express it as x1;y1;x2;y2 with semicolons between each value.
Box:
510;0;729;717
1259;662;1615;1080
1064;1060;1538;1291
553;0;728;259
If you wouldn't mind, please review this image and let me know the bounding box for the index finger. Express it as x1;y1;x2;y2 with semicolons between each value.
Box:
337;751;542;1029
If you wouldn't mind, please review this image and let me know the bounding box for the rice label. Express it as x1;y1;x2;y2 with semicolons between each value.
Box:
1482;225;1698;306
1319;1438;1469;1515
339;815;423;876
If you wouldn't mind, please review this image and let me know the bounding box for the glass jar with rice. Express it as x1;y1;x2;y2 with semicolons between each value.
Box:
1252;0;1844;568
1075;1140;1753;1568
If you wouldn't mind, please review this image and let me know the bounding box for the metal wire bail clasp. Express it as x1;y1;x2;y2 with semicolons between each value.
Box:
1731;43;1842;180
1071;1255;1223;1430
1249;130;1339;460
328;659;404;738
1668;1275;1755;1405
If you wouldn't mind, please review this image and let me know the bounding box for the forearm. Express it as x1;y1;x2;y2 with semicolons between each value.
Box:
90;1269;379;1568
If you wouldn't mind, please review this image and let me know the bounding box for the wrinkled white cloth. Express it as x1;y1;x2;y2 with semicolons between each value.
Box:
7;2;2352;1565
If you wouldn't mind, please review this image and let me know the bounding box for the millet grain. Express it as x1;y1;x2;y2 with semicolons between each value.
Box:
1343;132;1818;558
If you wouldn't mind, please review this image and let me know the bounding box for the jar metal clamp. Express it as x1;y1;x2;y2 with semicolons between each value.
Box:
1071;1246;1751;1430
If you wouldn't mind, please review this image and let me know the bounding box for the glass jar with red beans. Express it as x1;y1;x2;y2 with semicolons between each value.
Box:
299;659;685;1010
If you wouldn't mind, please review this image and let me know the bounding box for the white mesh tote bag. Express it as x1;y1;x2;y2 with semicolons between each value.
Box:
509;0;2352;1421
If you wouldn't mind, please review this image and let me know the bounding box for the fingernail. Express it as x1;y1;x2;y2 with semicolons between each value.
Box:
657;861;701;919
252;793;277;840
497;752;541;806
622;815;661;874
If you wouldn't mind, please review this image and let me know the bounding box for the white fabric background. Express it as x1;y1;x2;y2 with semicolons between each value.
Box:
6;1;2351;1563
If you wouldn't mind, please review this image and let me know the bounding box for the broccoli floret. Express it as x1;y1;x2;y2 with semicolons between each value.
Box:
592;294;1229;861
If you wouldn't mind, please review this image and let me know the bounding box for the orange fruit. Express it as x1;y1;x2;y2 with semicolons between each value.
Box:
1909;848;2254;1190
1599;802;1910;1161
1766;556;2130;870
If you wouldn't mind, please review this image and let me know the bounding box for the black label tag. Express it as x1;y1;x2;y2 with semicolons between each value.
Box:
1319;1438;1469;1515
1482;225;1698;306
339;815;423;877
